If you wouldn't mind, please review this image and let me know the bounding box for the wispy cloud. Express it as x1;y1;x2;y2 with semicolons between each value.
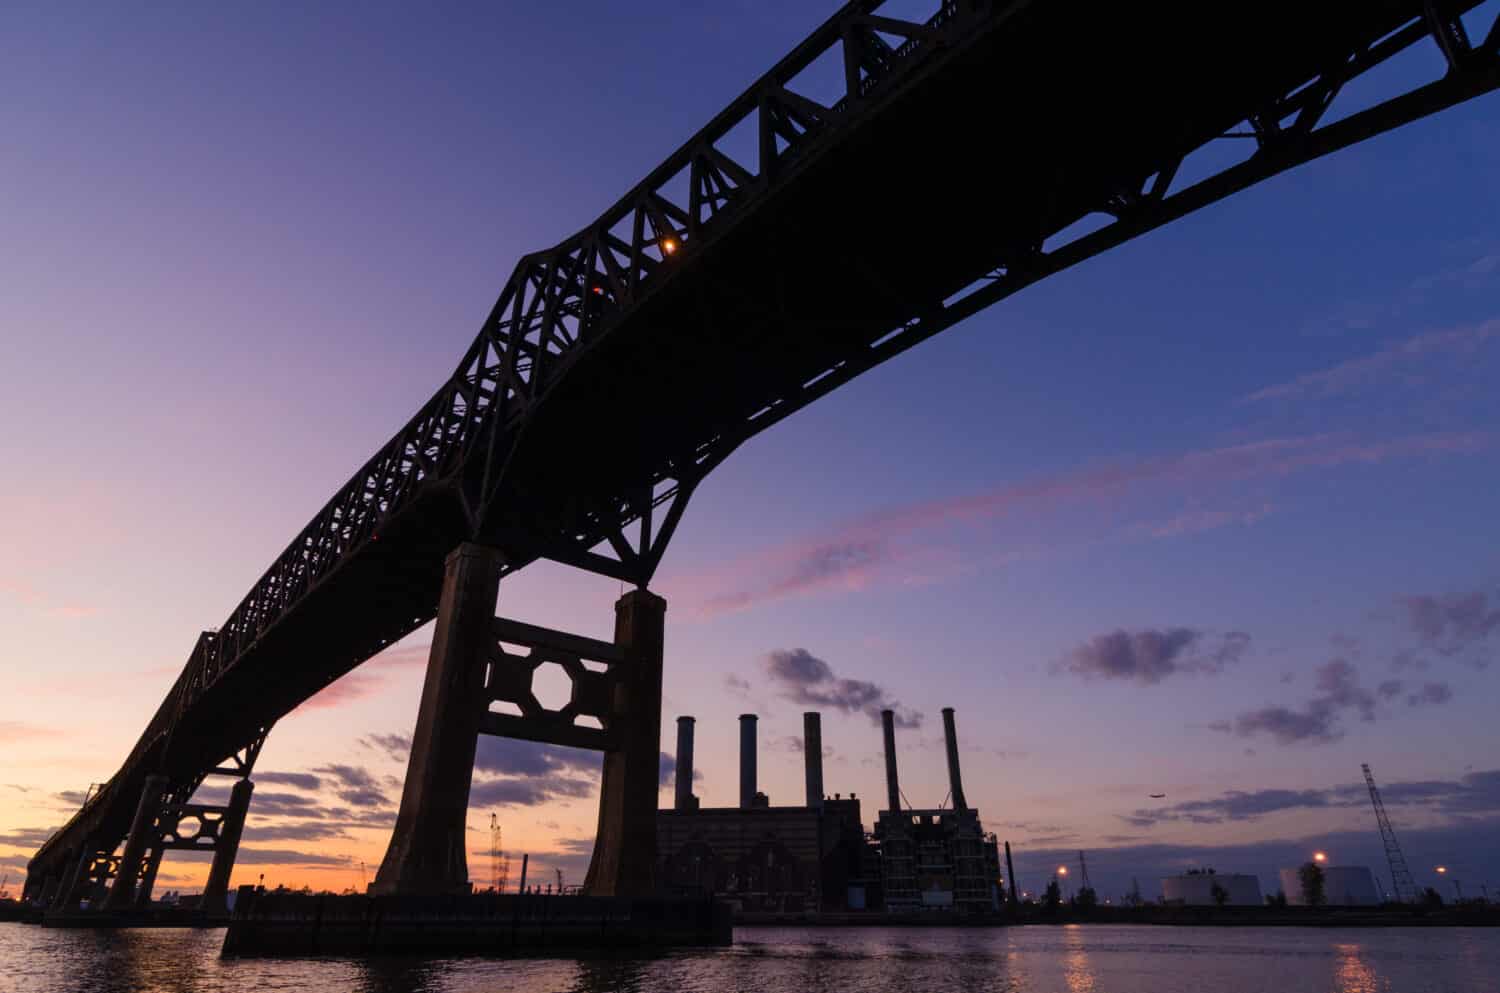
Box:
1122;769;1500;829
0;721;59;743
289;671;385;712
0;580;98;619
310;764;392;809
676;430;1485;616
1244;319;1500;403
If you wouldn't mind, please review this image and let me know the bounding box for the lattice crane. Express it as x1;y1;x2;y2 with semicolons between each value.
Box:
1363;763;1417;903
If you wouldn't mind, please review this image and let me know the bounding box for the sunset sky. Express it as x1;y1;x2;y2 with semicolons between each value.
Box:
3;2;1499;902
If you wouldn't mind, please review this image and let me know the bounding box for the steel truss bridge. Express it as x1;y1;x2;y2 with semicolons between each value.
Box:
28;0;1500;902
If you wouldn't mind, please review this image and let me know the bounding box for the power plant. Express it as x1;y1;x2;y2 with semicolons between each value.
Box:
657;707;1002;915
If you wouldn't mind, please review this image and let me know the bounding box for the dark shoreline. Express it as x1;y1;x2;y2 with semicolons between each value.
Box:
737;904;1500;928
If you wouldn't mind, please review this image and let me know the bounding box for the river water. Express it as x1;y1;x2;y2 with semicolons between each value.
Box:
1;923;1496;993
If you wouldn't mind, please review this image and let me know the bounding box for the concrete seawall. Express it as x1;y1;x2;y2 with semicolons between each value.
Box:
222;890;732;956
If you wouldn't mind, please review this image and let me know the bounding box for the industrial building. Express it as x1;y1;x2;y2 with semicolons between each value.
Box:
1279;865;1381;906
656;707;1001;914
1160;872;1263;906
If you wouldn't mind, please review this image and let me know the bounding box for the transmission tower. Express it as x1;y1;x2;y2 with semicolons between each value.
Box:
1362;763;1416;903
1078;851;1092;892
489;813;504;893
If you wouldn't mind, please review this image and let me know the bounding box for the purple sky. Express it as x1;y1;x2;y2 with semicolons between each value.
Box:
3;2;1500;899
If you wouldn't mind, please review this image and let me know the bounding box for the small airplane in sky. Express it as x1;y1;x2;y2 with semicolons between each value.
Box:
1148;793;1166;799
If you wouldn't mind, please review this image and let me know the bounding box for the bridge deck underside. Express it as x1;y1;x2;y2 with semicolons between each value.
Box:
503;0;1434;522
32;0;1489;881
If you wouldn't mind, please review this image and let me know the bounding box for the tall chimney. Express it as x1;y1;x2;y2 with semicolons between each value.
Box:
803;712;824;809
739;713;758;809
941;706;968;811
881;708;901;813
674;716;695;812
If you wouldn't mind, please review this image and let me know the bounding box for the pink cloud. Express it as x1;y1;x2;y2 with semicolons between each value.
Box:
0;579;98;619
283;642;433;715
673;430;1488;617
1128;504;1275;540
1244;319;1500;403
290;672;386;713
0;721;60;743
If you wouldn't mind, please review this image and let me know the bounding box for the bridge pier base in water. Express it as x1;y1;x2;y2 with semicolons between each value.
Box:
373;541;665;898
100;774;168;911
202;778;254;914
372;543;506;896
583;588;665;897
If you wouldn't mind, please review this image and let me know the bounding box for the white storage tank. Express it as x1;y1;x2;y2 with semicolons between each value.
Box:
1160;872;1263;906
1278;865;1381;906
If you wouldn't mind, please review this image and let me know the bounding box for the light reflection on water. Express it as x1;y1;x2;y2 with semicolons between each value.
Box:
3;923;1497;993
1333;942;1379;993
1062;925;1097;993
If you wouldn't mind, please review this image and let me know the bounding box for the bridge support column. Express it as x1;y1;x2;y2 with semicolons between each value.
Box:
372;542;503;896
29;873;57;906
202;778;254;915
51;846;91;912
101;774;168;911
135;848;163;908
583;588;666;897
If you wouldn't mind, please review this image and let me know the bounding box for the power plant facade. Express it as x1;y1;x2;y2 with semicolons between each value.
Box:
657;707;1002;914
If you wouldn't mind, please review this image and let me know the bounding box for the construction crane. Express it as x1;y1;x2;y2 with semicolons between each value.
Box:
1363;763;1417;903
555;867;565;894
1078;851;1092;893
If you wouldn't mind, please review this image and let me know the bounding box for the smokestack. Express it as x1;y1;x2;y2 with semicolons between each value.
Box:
881;708;901;813
941;707;968;811
674;716;695;812
1005;841;1019;910
803;712;824;809
739;713;758;809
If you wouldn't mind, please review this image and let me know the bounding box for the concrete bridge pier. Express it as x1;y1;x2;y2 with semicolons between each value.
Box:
202;778;254;914
101;774;168;911
135;848;163;908
29;872;59;906
373;541;667;899
51;845;93;912
372;543;504;896
582;588;665;897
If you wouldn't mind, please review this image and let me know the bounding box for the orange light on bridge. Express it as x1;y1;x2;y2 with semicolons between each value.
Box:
1313;851;1327;863
592;286;604;295
1057;865;1068;876
662;238;678;255
1436;865;1448;874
